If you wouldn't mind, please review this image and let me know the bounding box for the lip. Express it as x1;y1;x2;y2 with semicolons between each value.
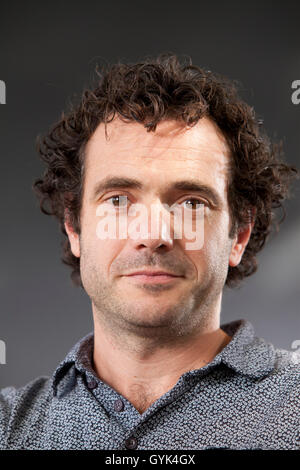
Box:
125;271;181;277
122;271;183;284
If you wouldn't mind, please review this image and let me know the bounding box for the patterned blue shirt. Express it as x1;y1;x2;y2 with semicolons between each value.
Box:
0;319;299;450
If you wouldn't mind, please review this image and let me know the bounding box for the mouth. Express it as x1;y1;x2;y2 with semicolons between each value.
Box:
122;271;183;284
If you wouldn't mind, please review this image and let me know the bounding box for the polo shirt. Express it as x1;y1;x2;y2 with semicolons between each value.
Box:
0;319;299;450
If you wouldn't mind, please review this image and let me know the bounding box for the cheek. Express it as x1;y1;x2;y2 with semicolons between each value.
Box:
87;238;124;275
205;210;230;243
81;214;124;272
182;213;231;275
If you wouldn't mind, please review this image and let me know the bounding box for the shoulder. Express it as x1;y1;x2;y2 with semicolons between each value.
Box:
0;376;52;449
273;346;300;374
259;345;300;400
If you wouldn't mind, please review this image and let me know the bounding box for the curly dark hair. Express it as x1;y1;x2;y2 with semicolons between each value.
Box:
32;53;298;288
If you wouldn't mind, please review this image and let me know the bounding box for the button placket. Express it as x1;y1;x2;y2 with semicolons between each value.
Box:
86;378;98;390
114;399;125;412
124;436;138;449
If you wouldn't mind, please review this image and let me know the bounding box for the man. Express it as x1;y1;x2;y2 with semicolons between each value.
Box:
0;54;299;450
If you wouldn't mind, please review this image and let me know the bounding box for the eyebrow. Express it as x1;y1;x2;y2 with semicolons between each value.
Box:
90;176;223;207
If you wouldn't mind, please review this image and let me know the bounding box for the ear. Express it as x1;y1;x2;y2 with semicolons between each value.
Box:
229;210;255;267
64;209;80;258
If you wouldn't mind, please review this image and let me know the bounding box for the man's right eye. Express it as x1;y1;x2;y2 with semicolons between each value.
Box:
106;195;129;208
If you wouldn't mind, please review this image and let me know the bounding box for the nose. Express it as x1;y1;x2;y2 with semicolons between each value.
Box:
127;201;174;252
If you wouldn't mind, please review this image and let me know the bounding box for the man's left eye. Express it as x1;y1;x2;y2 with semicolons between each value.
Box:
181;198;205;210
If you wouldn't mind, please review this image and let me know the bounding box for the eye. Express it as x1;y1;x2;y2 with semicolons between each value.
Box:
106;195;129;208
180;198;206;210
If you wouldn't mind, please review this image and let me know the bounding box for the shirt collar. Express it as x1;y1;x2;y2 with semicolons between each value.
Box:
51;332;94;397
219;319;276;378
51;319;277;397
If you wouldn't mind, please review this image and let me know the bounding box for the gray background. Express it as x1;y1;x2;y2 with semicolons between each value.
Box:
0;0;299;388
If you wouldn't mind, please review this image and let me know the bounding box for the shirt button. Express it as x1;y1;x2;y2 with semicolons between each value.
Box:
124;436;138;450
87;378;98;390
114;399;124;412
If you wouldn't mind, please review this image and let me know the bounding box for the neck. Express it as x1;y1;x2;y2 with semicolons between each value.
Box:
91;305;232;414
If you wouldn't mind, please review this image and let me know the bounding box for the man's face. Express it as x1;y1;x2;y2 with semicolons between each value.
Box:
65;116;249;338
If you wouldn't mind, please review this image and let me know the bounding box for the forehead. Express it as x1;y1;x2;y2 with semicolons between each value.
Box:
83;116;231;190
